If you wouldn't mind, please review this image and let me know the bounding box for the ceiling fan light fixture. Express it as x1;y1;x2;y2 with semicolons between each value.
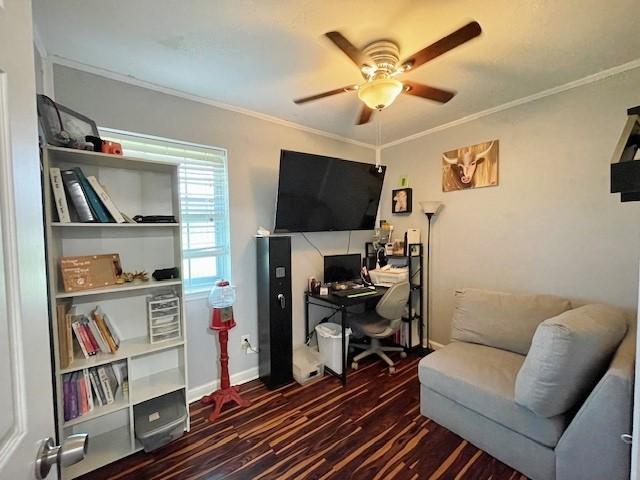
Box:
357;78;403;110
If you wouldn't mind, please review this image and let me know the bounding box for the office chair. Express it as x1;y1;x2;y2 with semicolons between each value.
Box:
348;282;410;374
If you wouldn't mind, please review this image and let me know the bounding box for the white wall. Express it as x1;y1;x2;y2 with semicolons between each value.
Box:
380;67;640;345
52;65;376;393
33;44;44;93
53;62;640;378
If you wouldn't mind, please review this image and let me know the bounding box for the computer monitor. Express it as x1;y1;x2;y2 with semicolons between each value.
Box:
324;254;362;283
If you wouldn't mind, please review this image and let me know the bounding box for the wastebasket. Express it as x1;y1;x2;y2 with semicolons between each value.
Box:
315;322;351;375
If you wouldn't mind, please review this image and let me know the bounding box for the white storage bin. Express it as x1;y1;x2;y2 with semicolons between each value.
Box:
315;322;351;375
134;390;186;452
293;346;324;385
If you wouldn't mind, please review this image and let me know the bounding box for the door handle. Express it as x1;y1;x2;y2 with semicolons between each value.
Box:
621;433;633;445
277;293;286;309
35;433;88;479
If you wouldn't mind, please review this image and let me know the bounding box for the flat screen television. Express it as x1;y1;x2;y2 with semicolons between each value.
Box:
274;150;386;233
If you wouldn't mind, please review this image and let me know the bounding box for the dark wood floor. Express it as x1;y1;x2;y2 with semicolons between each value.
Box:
81;354;527;480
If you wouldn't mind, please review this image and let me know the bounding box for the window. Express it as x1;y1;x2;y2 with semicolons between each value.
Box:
99;128;230;294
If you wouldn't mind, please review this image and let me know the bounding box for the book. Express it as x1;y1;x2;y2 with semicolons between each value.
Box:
78;373;88;415
105;364;119;399
112;361;128;395
97;366;116;404
56;301;73;369
71;321;91;359
86;176;126;223
87;316;109;353
49;167;71;222
63;374;72;421
80;320;99;354
61;169;96;222
69;371;79;419
103;313;121;348
92;307;117;353
89;368;107;406
83;369;94;412
72;167;113;223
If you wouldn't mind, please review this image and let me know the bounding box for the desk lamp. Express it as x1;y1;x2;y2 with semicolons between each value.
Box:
419;201;443;352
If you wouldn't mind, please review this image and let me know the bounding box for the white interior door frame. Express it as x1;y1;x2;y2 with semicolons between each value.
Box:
0;0;57;478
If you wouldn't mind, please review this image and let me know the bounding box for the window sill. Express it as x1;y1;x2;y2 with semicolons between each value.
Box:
185;290;211;302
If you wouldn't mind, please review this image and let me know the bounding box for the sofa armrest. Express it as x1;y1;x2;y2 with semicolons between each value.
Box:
555;330;634;480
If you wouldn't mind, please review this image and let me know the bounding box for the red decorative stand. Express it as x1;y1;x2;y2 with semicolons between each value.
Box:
201;306;250;422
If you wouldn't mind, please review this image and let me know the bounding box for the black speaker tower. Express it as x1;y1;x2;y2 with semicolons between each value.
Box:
257;236;293;389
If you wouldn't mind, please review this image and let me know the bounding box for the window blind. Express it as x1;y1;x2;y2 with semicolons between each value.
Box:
99;128;231;294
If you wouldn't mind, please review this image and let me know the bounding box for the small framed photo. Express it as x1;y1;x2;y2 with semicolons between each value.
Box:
392;188;412;214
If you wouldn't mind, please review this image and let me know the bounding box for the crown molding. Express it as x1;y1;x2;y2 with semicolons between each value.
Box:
50;55;377;150
49;54;640;151
381;57;640;149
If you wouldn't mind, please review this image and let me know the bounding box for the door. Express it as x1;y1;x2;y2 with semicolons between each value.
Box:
0;0;56;478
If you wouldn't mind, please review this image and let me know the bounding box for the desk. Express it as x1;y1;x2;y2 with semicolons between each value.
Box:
304;287;386;385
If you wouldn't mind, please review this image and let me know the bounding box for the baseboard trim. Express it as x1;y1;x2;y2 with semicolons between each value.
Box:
187;342;443;403
187;367;259;404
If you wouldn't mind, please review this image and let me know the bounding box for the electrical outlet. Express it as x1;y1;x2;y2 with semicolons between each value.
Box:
240;334;251;354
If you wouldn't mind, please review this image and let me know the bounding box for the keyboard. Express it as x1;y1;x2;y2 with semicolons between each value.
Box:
333;287;378;298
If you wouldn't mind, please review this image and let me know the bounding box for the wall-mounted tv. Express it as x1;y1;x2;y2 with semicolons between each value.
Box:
274;150;386;233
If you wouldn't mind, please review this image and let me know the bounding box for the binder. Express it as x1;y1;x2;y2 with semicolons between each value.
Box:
72;167;113;223
87;176;126;223
61;169;96;222
49;167;71;222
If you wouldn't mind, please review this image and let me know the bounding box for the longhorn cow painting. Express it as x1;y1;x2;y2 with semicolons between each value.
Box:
442;140;499;192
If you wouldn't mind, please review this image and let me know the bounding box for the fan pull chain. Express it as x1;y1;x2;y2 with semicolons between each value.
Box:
375;113;382;172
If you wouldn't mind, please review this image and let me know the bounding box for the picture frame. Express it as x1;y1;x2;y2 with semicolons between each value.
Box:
37;94;99;147
392;188;412;214
442;139;499;192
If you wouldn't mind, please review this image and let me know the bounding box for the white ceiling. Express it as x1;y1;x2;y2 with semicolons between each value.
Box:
33;0;640;145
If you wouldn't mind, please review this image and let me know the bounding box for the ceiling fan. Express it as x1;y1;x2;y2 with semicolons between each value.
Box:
293;21;482;125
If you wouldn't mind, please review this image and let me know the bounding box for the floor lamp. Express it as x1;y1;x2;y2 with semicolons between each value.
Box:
419;201;443;352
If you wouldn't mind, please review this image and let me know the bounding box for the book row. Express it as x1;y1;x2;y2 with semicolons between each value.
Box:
49;166;129;223
57;303;122;369
63;362;127;422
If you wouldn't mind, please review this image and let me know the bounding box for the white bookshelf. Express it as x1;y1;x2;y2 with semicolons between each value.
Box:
50;222;181;228
43;146;189;479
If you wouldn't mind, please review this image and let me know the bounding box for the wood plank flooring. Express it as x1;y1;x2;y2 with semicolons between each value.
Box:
80;354;527;480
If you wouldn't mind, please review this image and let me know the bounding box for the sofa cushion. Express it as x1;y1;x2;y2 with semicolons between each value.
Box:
419;342;567;447
515;304;628;418
451;288;572;355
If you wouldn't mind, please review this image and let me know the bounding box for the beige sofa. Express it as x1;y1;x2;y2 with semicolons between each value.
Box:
419;288;634;480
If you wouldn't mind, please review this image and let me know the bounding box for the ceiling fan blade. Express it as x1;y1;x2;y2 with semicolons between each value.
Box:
356;105;374;125
293;85;357;104
400;21;481;71
325;31;375;69
403;81;456;103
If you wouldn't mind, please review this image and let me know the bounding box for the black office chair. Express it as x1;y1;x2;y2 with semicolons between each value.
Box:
348;282;410;374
